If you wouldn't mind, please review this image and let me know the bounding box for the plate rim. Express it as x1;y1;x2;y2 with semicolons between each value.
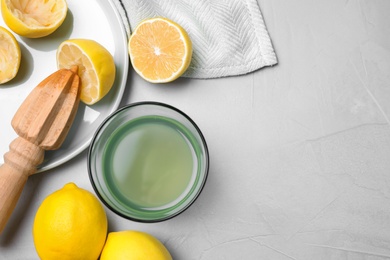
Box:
35;0;129;172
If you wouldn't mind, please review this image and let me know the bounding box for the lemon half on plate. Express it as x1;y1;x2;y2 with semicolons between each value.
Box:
0;26;20;84
0;0;128;172
1;0;67;38
57;39;116;105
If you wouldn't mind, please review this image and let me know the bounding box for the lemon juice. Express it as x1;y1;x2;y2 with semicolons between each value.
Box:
102;116;198;210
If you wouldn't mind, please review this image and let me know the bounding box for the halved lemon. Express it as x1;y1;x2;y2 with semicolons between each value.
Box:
128;17;192;83
1;0;67;38
56;39;116;105
0;26;21;84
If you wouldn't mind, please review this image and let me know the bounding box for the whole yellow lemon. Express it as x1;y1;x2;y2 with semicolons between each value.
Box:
100;230;173;260
33;183;108;260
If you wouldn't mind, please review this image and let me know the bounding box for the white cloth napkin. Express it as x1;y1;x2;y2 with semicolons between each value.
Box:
113;0;277;79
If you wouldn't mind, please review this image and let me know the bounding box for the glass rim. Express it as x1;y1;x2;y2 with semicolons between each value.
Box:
87;101;210;223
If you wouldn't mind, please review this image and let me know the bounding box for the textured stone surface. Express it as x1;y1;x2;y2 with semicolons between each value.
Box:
1;0;390;259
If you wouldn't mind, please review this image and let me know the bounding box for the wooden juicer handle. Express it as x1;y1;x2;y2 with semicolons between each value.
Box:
0;67;80;233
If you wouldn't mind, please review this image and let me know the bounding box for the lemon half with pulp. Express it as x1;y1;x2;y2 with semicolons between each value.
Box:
1;0;67;38
57;39;116;105
129;17;192;83
0;26;20;84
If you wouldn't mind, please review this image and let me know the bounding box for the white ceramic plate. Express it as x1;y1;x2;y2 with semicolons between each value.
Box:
0;0;129;172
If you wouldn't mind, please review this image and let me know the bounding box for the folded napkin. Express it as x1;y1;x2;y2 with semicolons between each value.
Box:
113;0;277;78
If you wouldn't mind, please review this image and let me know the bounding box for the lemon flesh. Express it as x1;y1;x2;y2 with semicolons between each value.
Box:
0;26;20;84
100;231;173;260
129;17;192;83
33;183;108;260
57;39;116;105
1;0;67;38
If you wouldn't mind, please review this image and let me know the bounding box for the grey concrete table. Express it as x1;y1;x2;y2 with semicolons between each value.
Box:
1;0;390;259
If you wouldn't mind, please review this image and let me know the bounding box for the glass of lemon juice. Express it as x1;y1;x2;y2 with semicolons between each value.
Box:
88;102;209;222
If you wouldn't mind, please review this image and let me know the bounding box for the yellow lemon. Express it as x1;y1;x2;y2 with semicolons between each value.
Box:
128;17;192;83
0;26;20;84
100;231;173;260
57;39;116;105
33;183;108;260
1;0;67;38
